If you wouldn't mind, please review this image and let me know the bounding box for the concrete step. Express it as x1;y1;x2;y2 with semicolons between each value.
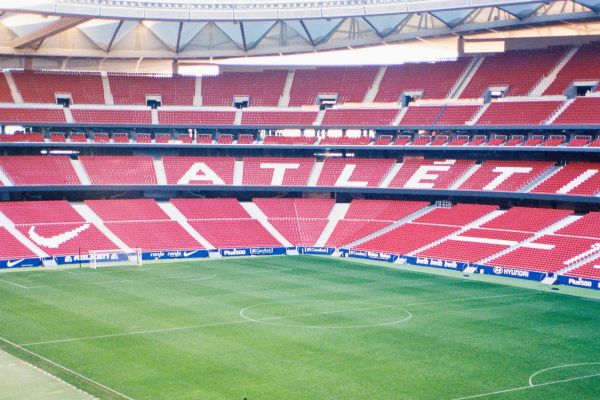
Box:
363;66;387;103
71;204;129;250
348;205;438;249
314;203;351;247
153;158;167;185
71;159;91;185
156;202;215;249
240;202;292;247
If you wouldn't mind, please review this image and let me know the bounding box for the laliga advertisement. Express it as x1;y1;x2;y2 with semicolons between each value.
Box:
405;256;466;271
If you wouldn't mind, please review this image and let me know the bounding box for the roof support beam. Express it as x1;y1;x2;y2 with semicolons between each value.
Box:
12;16;86;49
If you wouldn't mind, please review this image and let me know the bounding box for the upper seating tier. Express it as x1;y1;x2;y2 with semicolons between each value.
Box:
108;74;195;106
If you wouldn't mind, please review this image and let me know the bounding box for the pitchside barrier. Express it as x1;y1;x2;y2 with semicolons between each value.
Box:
2;248;600;291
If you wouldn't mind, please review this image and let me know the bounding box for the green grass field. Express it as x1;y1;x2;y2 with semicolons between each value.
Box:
1;256;600;400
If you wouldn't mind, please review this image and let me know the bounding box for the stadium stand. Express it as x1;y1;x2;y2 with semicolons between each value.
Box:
488;235;599;273
107;221;203;251
163;156;235;185
241;111;317;126
201;70;287;107
479;207;574;232
317;158;395;187
0;200;85;224
72;109;152;125
387;159;474;189
0;156;80;185
80;156;157;185
242;157;314;186
531;162;600;195
326;200;429;247
171;198;251;219
85;199;170;221
288;67;378;106
458;160;554;192
108;74;195;105
11;70;105;104
544;42;600;95
475;101;562;125
263;136;315;145
0;228;37;258
321;109;399;126
460;47;568;98
374;60;470;101
553;97;600;125
158;110;236;125
254;198;335;246
0;108;65;124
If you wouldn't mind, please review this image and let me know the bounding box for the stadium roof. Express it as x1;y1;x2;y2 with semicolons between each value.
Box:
0;0;599;62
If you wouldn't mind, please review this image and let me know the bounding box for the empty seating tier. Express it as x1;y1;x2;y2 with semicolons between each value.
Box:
416;228;532;263
19;223;117;256
0;156;80;186
322;109;399;126
317;158;395;187
387;159;474;189
479;207;574;232
488;235;599;273
107;221;203;251
253;198;335;219
289;67;378;106
188;219;281;248
475;101;561;125
80;156;157;185
241;111;317;126
171;198;251;220
555;212;600;238
202;70;287;107
531;163;600;195
0;228;37;259
375;60;469;101
243;157;314;186
544;42;600;95
458;160;554;192
108;74;195;105
163;157;235;185
0;108;65;123
85;199;170;222
12;71;104;104
553;97;600;125
158;111;236;125
0;201;85;224
72;109;151;125
460;47;567;98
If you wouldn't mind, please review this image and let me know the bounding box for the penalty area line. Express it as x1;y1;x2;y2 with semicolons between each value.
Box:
0;335;134;400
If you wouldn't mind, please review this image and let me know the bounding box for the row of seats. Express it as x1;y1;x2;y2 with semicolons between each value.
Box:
1;156;598;195
6;130;599;147
0;97;597;126
4;43;600;107
0;199;598;280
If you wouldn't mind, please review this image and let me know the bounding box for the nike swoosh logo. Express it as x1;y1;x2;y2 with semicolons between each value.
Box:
6;259;25;267
183;250;198;257
28;224;91;249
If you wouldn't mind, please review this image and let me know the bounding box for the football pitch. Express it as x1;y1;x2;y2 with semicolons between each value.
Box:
0;256;599;400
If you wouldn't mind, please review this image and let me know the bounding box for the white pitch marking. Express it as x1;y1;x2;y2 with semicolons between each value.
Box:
452;363;600;400
239;300;413;329
528;362;600;386
22;291;538;346
0;277;29;289
0;335;132;400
